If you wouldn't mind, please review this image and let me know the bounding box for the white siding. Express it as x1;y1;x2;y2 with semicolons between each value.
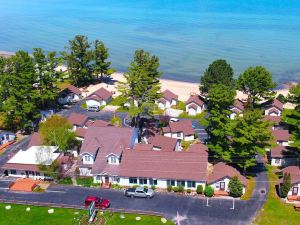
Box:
7;169;47;179
81;153;94;165
210;177;246;194
287;183;300;196
79;168;92;176
265;107;282;116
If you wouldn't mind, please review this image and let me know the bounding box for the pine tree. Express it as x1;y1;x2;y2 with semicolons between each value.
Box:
281;172;291;198
228;176;243;197
117;49;162;127
93;40;113;81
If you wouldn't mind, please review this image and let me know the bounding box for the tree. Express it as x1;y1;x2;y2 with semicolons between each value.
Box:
205;84;235;161
237;66;276;109
33;48;61;109
200;59;235;94
230;110;273;171
228;176;243;197
117;49;162;128
93;40;113;81
281;172;291;198
196;185;203;194
62;35;93;86
39;115;76;152
204;185;214;197
38;159;61;180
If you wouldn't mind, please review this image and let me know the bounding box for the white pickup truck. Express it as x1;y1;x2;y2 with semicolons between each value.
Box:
124;186;154;199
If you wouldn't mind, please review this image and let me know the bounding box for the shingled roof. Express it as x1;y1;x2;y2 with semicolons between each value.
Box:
87;87;112;101
64;85;81;95
67;113;88;127
148;135;178;151
186;95;204;106
272;129;291;142
281;166;300;184
162;89;178;102
27;132;42;149
162;120;195;136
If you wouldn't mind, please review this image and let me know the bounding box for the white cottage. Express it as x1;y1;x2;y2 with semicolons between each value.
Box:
86;87;112;111
280;166;300;201
264;99;283;116
185;95;206;116
162;120;195;141
58;85;82;105
229;99;245;119
158;90;179;110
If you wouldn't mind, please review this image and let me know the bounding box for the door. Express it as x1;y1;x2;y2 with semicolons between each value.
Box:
25;171;29;178
220;182;225;191
104;176;109;184
292;187;298;196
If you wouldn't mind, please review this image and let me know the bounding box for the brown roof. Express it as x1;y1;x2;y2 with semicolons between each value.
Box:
67;113;88;126
207;162;247;185
232;99;244;111
187;103;198;110
272;130;291;142
91;120;110;127
187;143;208;155
282;166;300;184
162;120;195;136
159;98;167;104
65;85;81;95
148;135;177;151
119;149;208;181
2;163;39;172
134;143;154;151
76;128;87;138
271;99;284;110
85;120;94;127
271;145;289;158
162;89;178;101
264;116;281;125
87;87;112;101
186;95;204;106
27;132;42;149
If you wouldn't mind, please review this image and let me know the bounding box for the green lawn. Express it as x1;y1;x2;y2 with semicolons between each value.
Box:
254;166;300;225
0;203;174;225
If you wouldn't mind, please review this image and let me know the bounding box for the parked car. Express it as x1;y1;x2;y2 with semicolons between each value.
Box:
170;117;179;122
124;186;154;199
84;196;110;208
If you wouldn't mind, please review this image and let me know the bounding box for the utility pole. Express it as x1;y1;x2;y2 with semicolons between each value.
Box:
206;197;211;207
230;198;235;210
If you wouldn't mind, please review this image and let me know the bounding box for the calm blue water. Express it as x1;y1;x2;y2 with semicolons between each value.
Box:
0;0;300;83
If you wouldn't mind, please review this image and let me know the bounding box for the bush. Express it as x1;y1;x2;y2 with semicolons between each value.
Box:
178;186;184;193
167;185;172;192
196;185;203;194
76;177;93;187
81;102;87;109
281;172;291;198
111;184;122;190
173;186;179;192
110;115;122;127
58;177;73;185
151;185;156;190
132;185;140;188
187;189;192;194
204;185;214;197
228;176;244;198
143;185;148;189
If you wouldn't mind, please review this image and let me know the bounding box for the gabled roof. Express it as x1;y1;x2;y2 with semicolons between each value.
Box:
119;149;208;181
265;99;284;111
271;145;290;158
187;103;198;110
282;166;300;184
148;135;177;151
67;113;88;127
90;120;110;127
63;85;81;95
231;99;244;111
76;128;87;138
81;137;101;156
162;89;178;102
162;120;195;136
133;143;154;151
207;162;247;185
272;130;291;142
87;87;112;101
27;132;42;149
264;116;281;125
185;95;204;106
187;143;208;156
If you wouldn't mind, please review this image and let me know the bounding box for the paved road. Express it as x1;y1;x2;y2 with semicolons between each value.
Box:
0;157;269;225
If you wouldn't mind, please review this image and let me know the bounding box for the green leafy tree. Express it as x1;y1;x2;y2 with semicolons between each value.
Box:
205;84;235;161
237;66;276;109
62;35;93;86
33;48;61;109
93;40;113;81
230;110;273;171
39;115;76;152
200;59;235;94
281;172;291;198
228;176;243;197
196;185;203;194
38;159;61;180
204;185;214;197
117;49;162;127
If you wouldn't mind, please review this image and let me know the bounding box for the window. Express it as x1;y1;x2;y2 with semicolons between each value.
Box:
167;180;175;186
275;159;280;164
139;178;147;185
292;187;298;196
110;156;117;164
129;177;137;184
187;181;196;188
177;132;181;137
177;180;185;187
96;175;101;180
36;172;40;176
84;155;90;162
10;170;16;175
149;178;158;185
220;182;225;190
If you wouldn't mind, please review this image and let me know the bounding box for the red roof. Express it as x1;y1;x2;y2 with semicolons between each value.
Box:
27;132;42;149
76;128;87;138
119;149;208;181
85;120;94;127
65;85;81;95
187;143;208;155
186;95;204;106
162;120;195;136
271;99;284;110
187;103;198;110
272;130;291;142
159;98;167;104
264;116;281;125
134;143;154;151
148;135;177;151
2;163;39;172
162;89;178;102
90;120;110;127
87;87;112;101
207;162;247;185
282;166;300;184
67;113;88;126
271;145;289;158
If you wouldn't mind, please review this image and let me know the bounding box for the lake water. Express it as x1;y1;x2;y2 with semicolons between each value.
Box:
0;0;299;83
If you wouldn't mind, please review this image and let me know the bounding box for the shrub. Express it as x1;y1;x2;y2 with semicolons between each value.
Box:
110;115;122;127
132;185;140;188
76;177;93;187
281;172;291;198
143;185;148;189
111;184;122;190
151;185;156;190
187;189;192;194
204;185;214;197
228;176;244;198
58;177;73;185
167;185;172;192
196;185;203;194
178;186;184;193
173;186;179;192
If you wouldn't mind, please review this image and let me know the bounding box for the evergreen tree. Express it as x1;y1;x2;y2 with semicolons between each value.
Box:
93;40;113;81
33;48;61;109
228;176;243;197
205;84;235;161
200;59;235;94
62;35;93;86
281;172;291;198
237;66;276;109
117;49;162;127
230;110;273;171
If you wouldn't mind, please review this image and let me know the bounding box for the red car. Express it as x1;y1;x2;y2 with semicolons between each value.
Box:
84;196;110;209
